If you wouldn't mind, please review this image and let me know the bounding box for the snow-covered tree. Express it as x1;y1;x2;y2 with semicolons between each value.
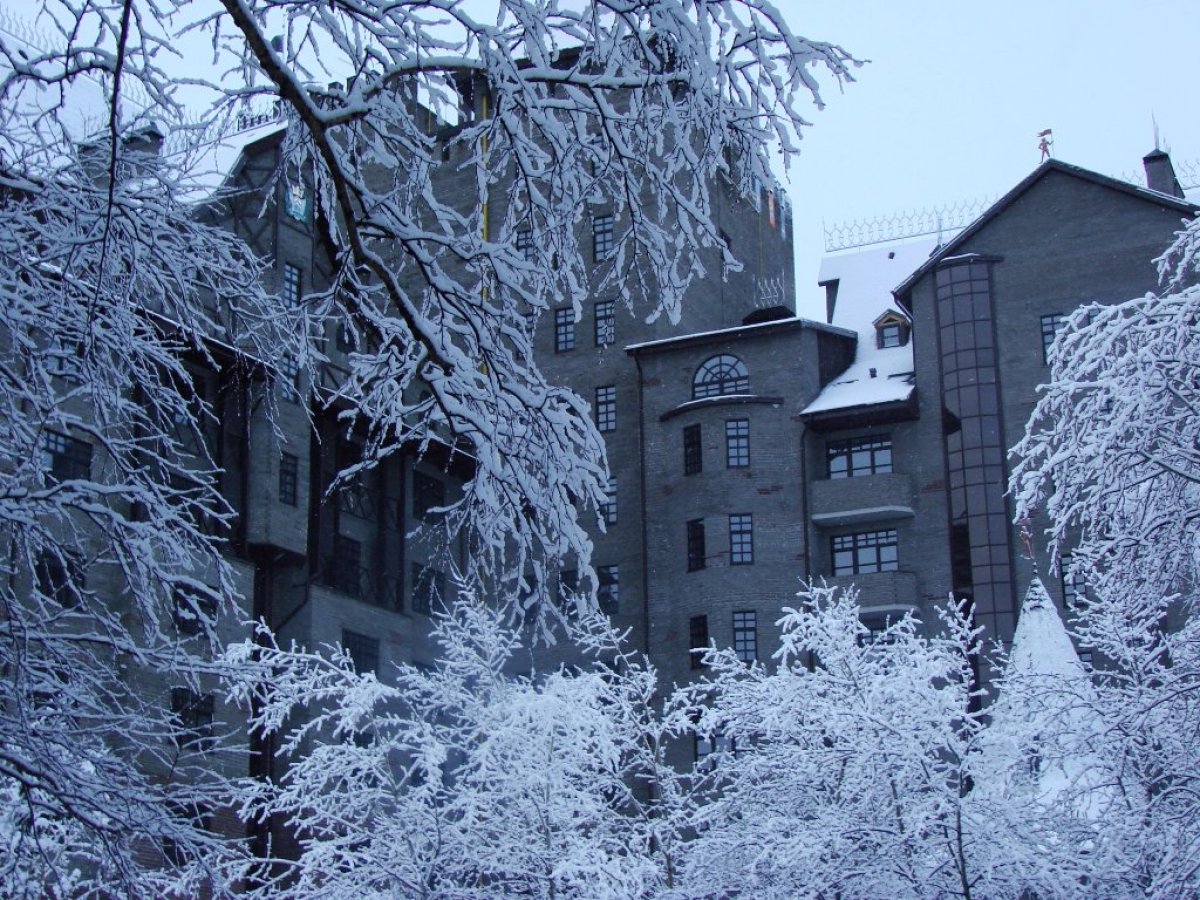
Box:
226;598;687;898
676;584;1000;899
0;0;852;890
1012;217;1200;897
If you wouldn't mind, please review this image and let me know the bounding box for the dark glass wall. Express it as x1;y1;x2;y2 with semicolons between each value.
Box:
934;259;1016;642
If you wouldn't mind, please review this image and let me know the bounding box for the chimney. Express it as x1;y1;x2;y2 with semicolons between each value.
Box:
1143;149;1184;199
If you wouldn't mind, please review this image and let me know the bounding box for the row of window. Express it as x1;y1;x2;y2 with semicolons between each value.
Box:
686;514;754;570
689;610;758;669
554;300;617;353
683;420;751;474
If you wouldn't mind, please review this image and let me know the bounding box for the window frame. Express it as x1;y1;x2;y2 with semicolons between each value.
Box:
282;263;303;307
412;471;446;521
831;529;899;576
594;299;616;347
729;513;754;565
733;610;757;663
595;385;616;432
686;518;706;571
692;354;749;399
1061;555;1086;609
42;431;93;483
171;688;215;751
592;213;615;262
683;423;702;475
515;227;535;261
878;322;904;348
597;564;619;615
827;435;893;479
689;614;709;669
599;478;617;526
725;419;750;468
1041;312;1067;365
341;629;380;673
554;307;576;353
279;452;299;506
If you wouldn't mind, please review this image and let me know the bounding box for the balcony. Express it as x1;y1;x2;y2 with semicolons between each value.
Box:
317;557;402;611
824;570;919;612
810;472;915;528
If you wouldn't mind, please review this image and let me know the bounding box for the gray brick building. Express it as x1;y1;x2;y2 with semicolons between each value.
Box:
206;118;1195;772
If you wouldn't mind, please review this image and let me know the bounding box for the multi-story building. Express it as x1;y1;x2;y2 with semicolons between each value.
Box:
620;152;1195;705
203;113;1195;766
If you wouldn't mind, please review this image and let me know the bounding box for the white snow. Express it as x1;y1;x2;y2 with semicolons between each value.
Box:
802;237;938;414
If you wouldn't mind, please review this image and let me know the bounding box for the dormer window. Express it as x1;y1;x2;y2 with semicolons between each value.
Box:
874;311;911;349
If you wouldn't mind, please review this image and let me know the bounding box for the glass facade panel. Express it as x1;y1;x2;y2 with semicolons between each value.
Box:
935;259;1016;640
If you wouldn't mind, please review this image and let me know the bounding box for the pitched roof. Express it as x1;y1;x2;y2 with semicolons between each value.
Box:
893;159;1199;298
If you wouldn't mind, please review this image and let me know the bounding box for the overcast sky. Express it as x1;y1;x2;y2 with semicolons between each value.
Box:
782;0;1200;317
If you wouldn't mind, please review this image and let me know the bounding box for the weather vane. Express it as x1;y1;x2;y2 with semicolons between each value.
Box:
1038;128;1054;162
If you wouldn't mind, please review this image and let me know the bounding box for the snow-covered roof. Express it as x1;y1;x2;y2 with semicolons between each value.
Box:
802;237;937;415
170;116;286;204
624;315;851;354
1006;578;1088;681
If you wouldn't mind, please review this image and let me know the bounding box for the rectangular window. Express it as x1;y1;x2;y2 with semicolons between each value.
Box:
595;385;616;432
1061;555;1086;609
593;213;614;262
554;307;576;352
173;586;217;636
277;353;300;401
341;629;380;673
515;227;535;261
733;610;757;663
683;423;702;475
171;688;214;751
42;431;93;482
687;519;706;571
594;300;615;347
827;435;892;479
279;452;298;506
878;323;903;348
597;565;619;615
47;338;82;381
695;730;732;763
1041;312;1066;364
832;529;899;576
729;514;753;565
689;614;709;669
413;472;446;521
600;478;617;526
558;568;578;604
411;563;445;615
282;263;303;307
329;535;363;598
725;419;749;468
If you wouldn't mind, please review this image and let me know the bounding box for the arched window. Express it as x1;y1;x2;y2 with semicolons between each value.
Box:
692;354;749;399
